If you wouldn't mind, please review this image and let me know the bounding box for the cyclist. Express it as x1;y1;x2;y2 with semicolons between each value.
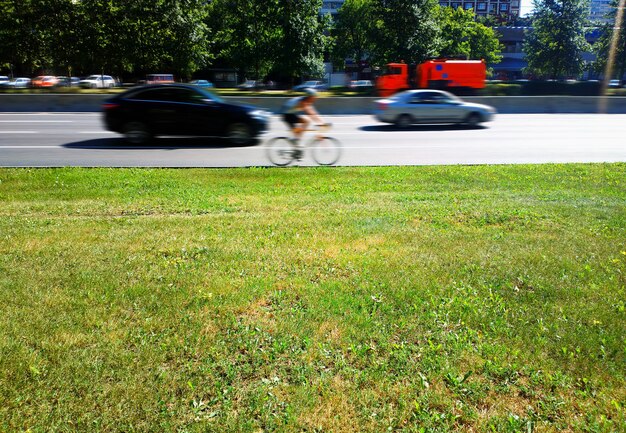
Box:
281;88;325;149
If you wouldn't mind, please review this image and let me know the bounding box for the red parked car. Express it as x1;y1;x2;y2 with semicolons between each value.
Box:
31;76;59;88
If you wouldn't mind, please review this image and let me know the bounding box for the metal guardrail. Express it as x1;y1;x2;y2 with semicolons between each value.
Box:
1;94;626;114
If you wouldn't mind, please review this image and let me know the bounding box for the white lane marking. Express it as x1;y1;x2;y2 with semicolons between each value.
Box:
0;131;37;134
0;113;99;116
0;145;55;148
0;120;72;123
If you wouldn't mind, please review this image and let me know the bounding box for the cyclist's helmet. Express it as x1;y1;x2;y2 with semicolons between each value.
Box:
303;87;318;97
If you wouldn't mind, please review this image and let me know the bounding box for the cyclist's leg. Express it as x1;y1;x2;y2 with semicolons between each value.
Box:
284;113;301;141
281;114;303;159
292;115;309;142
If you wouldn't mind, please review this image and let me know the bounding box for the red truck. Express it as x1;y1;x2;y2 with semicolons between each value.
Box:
376;59;486;97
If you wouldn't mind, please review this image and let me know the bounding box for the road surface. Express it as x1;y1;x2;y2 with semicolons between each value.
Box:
0;113;624;167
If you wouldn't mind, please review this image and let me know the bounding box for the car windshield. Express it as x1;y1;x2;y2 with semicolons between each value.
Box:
195;86;224;103
86;75;101;80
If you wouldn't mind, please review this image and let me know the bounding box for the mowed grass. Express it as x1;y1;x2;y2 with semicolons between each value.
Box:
0;165;624;432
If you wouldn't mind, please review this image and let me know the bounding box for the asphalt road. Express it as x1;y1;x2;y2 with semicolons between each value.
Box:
0;112;625;167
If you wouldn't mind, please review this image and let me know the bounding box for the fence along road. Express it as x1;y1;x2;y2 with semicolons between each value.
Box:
1;95;626;114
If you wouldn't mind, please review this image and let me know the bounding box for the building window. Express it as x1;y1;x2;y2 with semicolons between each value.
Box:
464;2;473;9
477;2;486;10
500;3;508;10
511;0;519;6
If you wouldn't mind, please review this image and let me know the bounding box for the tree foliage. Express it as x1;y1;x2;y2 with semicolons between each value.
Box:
207;0;281;80
437;7;503;64
523;0;591;79
1;0;504;80
330;0;376;68
275;0;330;82
593;0;626;80
369;0;440;64
330;1;502;67
208;0;329;82
0;0;212;78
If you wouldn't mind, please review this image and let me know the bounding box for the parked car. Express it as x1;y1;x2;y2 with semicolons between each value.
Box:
292;80;328;91
238;80;261;90
373;89;496;128
349;80;373;90
80;74;116;88
0;76;9;86
1;77;31;88
189;79;214;88
146;74;175;84
56;76;81;87
102;84;271;145
608;79;622;88
32;75;59;88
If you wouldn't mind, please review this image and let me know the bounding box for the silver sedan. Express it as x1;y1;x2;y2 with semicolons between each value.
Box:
373;89;496;127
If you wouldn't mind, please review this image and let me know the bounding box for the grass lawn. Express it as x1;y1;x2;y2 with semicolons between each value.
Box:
0;165;624;432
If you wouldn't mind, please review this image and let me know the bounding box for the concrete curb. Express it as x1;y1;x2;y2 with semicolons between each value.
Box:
1;94;626;114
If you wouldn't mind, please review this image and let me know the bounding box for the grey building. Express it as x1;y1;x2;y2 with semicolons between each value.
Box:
589;0;612;23
321;0;346;17
437;0;521;18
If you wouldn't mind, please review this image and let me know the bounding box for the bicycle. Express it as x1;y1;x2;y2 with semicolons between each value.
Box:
266;123;342;166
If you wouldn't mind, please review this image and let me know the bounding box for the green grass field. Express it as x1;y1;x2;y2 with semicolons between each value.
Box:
0;165;624;432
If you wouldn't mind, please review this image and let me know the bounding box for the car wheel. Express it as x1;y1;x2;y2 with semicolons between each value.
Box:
227;122;252;145
395;114;413;128
123;121;151;145
465;113;482;127
91;83;97;89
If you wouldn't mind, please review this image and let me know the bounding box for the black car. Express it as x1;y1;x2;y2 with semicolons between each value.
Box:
102;84;271;144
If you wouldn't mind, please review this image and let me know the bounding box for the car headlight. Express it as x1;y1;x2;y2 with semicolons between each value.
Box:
250;110;270;120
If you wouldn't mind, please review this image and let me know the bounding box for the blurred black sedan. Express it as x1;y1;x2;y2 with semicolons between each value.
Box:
102;84;270;144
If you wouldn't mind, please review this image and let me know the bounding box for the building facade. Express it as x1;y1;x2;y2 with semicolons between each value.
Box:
437;0;521;18
589;0;612;23
321;0;346;17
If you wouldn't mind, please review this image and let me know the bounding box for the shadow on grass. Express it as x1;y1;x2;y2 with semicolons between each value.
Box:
359;124;488;132
62;137;261;150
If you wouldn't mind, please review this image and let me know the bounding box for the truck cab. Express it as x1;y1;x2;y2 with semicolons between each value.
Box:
376;63;410;97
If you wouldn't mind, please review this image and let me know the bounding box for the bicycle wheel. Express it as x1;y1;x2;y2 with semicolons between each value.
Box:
309;136;342;166
266;137;296;166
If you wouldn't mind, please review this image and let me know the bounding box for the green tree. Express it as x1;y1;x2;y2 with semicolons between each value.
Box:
369;0;440;65
330;0;376;69
436;6;502;63
593;0;626;81
523;0;591;79
275;0;330;83
76;0;124;75
0;0;80;75
160;0;212;79
208;0;281;81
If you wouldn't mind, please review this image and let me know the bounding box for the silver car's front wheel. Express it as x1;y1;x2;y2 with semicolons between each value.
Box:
465;113;482;127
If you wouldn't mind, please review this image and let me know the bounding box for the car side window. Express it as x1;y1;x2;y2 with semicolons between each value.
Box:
129;88;207;104
409;93;430;104
171;88;206;104
130;89;175;101
421;92;447;104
